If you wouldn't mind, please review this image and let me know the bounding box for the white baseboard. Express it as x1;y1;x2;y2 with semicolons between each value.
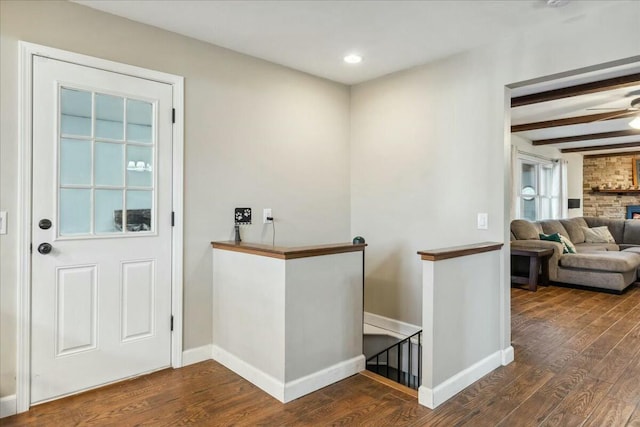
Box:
212;345;285;402
418;350;502;409
182;344;213;366
284;355;365;402
364;312;421;336
1;395;17;418
501;346;514;365
212;345;364;403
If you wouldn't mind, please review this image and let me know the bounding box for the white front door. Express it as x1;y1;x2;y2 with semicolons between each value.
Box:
31;56;174;404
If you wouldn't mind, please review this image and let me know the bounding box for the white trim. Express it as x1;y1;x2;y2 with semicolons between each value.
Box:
0;395;17;418
16;40;34;415
363;311;421;336
212;345;364;403
17;41;185;414
284;355;365;403
212;345;285;402
501;346;515;365
418;350;502;409
182;345;213;367
171;74;185;370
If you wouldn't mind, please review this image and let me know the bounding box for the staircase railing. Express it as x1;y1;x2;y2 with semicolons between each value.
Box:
365;330;422;390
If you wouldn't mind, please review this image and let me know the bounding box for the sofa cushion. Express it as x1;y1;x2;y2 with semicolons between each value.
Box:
583;217;625;243
511;220;542;240
540;232;576;254
623;219;640;245
559;252;639;273
583;226;616;244
574;242;620;253
620;244;640;251
622;247;640;257
539;220;570;240
560;218;588;243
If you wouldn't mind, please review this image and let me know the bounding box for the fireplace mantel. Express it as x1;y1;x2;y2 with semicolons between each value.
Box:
590;189;640;194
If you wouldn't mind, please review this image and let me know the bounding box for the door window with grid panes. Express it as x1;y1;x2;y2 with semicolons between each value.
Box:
58;88;155;237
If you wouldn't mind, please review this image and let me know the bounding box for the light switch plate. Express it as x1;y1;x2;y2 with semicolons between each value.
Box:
0;211;6;234
477;213;488;230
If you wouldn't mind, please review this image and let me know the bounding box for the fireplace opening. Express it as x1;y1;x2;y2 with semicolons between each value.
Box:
627;205;640;219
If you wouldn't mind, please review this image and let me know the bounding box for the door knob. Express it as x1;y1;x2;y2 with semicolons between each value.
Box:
38;243;52;254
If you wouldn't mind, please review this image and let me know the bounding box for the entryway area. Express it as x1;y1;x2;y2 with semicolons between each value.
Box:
16;43;184;411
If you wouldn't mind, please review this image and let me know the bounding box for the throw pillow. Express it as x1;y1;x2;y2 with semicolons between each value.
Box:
539;232;574;254
582;226;616;244
559;234;577;254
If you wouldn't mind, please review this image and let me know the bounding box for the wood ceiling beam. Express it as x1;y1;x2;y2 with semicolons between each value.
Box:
532;129;640;146
561;142;640;154
511;110;636;133
511;73;640;107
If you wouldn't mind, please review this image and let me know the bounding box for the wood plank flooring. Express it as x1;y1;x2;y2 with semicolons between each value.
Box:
2;284;640;426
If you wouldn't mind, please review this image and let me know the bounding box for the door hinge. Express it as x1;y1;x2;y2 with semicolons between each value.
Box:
172;108;176;124
171;315;174;332
171;211;175;227
30;243;33;253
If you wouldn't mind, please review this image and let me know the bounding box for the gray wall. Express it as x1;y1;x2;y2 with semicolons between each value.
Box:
0;0;351;396
350;1;639;330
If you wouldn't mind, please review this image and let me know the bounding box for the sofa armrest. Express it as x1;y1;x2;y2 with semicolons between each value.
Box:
510;240;564;281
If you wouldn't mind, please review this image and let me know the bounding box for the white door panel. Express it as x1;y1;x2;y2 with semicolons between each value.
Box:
31;56;173;404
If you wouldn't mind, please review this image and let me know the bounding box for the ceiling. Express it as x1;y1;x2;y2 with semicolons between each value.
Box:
74;0;621;85
511;65;640;156
73;0;639;155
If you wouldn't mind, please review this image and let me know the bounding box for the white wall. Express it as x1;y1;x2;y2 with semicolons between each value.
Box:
420;249;502;408
0;0;351;397
211;248;363;402
564;153;584;219
285;253;363;382
350;0;639;333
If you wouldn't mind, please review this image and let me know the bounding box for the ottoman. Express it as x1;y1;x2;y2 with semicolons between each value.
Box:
622;247;640;279
557;251;639;293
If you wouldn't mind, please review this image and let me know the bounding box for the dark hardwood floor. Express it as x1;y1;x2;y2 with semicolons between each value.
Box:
3;284;640;426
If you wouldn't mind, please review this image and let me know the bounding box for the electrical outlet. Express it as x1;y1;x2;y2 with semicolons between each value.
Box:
0;211;6;234
477;213;488;230
263;208;273;224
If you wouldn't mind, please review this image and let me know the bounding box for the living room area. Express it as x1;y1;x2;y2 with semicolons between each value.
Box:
510;67;640;295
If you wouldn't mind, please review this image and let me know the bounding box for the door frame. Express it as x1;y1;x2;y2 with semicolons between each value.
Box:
16;41;184;413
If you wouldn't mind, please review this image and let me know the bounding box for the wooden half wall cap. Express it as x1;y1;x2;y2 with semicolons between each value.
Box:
211;241;366;260
418;241;503;261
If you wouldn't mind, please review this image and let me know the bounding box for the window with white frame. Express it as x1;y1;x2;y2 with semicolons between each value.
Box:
515;154;564;221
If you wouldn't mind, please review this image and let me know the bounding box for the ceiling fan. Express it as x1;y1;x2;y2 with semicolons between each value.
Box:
586;91;640;129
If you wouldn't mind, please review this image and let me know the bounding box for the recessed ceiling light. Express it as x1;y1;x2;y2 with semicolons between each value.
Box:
344;54;363;64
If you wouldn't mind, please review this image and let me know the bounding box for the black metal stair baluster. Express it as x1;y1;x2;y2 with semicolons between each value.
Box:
386;349;389;378
418;332;422;390
408;340;412;388
365;330;422;389
397;342;402;384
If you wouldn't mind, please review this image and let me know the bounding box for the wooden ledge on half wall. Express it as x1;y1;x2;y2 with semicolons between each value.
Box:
211;241;366;260
417;241;504;262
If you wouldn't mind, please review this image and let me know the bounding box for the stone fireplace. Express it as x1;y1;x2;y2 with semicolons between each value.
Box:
628;205;640;219
583;153;640;219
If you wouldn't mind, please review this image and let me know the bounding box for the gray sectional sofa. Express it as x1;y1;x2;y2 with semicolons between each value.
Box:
511;217;640;293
